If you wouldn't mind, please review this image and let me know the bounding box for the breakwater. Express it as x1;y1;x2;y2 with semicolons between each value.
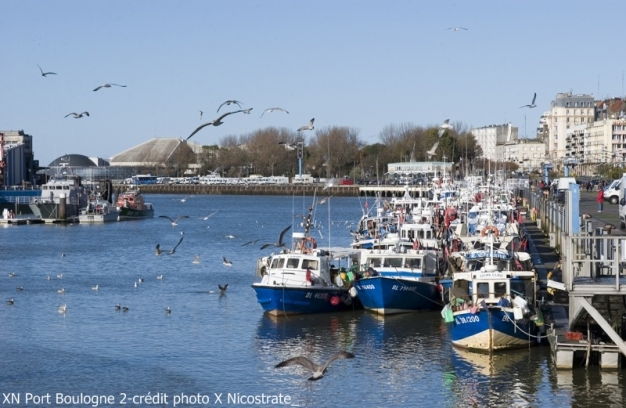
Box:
115;184;361;196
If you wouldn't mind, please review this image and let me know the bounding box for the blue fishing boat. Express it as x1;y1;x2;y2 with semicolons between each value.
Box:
353;248;448;314
443;250;541;351
252;205;360;316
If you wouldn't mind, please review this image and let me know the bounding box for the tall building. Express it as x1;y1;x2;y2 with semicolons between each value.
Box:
0;130;37;186
471;123;518;161
545;92;595;160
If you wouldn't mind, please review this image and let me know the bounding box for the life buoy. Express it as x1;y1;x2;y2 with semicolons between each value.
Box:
300;237;317;253
480;225;499;238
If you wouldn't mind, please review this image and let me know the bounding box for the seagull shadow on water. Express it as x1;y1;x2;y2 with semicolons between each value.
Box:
275;351;355;381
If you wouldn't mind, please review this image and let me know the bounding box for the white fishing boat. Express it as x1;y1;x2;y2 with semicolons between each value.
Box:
79;196;119;223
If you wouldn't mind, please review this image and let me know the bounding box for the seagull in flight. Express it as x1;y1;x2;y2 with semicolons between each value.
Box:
426;141;439;160
155;233;185;256
37;64;56;77
65;112;89;119
93;83;127;92
520;92;537;108
447;27;468;31
437;119;453;138
260;225;291;250
261;107;289;117
201;210;220;220
241;239;260;246
241;108;253;114
217;100;243;112
199;110;203;119
186;110;244;140
223;257;233;267
275;351;355;381
278;141;298;151
297;118;315;131
159;215;189;226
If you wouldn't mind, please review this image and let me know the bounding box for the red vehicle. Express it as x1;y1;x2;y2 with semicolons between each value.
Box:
339;177;354;186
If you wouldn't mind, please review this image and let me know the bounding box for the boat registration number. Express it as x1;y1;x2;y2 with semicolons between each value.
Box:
455;315;480;324
358;284;375;290
305;292;328;300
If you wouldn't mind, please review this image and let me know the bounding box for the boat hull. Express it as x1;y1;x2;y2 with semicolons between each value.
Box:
79;212;119;223
251;285;356;316
354;276;443;315
118;207;154;220
29;203;81;219
450;308;537;351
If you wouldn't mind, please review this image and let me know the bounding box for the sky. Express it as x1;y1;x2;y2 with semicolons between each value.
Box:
2;1;626;166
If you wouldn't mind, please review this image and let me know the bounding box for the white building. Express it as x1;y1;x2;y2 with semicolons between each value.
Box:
545;92;595;161
471;123;517;161
496;139;546;172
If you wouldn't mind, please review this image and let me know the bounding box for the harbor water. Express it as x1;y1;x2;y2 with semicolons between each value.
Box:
1;194;624;407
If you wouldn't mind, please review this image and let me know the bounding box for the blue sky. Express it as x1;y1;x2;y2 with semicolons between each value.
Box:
2;1;626;166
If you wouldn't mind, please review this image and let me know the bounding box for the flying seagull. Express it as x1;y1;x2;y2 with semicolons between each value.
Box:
275;351;355;381
155;233;185;256
199;110;203;119
520;92;537;108
217;100;243;112
223;257;233;267
278;141;298;151
186;110;244;140
241;108;253;114
261;107;289;117
218;284;229;294
201;210;220;220
260;225;291;250
159;215;189;226
297;118;315;131
447;27;468;31
37;64;56;77
426;141;440;160
93;83;127;92
437;119;453;138
64;112;90;119
241;239;260;246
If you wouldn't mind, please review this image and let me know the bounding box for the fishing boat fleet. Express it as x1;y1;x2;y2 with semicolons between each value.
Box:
251;176;545;354
29;175;154;223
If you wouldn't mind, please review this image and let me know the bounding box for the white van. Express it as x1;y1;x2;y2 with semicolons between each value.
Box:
604;179;621;204
617;173;626;229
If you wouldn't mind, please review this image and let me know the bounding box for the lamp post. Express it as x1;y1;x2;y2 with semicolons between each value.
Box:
296;139;304;177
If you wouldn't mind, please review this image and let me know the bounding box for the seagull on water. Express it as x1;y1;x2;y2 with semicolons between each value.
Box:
187;110;245;140
7;299;14;305
159;215;189;226
437;119;453;138
520;92;537;108
122;306;129;312
218;284;229;294
155;232;185;256
275;351;355;381
93;83;127;92
261;107;289;117
165;306;172;314
447;27;468;31
115;303;121;311
193;255;201;264
37;64;57;77
16;286;24;291
64;112;89;119
8;272;16;278
223;257;233;267
297;118;315;131
57;288;65;294
58;304;67;314
156;274;164;280
426;141;440;160
260;225;291;250
217;100;243;112
92;284;99;291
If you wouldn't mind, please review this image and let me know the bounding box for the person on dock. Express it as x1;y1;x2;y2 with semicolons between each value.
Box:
596;188;604;212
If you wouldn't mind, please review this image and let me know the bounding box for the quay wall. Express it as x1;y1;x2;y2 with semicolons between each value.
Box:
116;184;361;196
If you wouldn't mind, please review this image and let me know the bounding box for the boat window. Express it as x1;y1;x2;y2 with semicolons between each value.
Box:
286;258;300;268
368;257;382;268
476;282;489;297
302;259;318;270
270;258;285;268
386;257;403;267
407;258;421;269
510;280;528;298
494;282;507;297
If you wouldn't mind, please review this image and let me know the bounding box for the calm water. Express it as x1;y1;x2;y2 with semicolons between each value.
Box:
0;194;624;407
